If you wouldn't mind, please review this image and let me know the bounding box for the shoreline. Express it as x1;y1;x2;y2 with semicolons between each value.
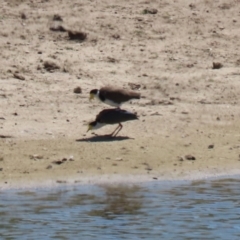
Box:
1;170;240;191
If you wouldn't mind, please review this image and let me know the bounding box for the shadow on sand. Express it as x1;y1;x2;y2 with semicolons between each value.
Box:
76;135;133;142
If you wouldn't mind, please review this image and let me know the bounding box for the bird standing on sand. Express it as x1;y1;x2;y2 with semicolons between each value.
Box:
87;108;138;137
89;86;141;108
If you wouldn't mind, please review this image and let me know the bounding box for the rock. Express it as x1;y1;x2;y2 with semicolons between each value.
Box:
13;72;25;80
150;112;162;116
189;3;196;9
148;99;173;106
43;60;60;72
73;86;82;94
29;154;43;160
46;165;52;169
52;14;63;21
112;33;120;39
185;154;196;160
106;57;118;63
208;144;214;149
21;13;27;20
49;24;66;32
68;30;87;41
128;82;141;90
56;180;67;184
145;167;152;171
212;62;223;69
0;135;12;138
52;158;69;165
142;8;158;14
186;63;194;68
178;156;184;161
52;160;64;165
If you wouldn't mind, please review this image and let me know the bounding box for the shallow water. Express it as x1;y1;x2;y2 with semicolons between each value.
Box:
1;178;240;239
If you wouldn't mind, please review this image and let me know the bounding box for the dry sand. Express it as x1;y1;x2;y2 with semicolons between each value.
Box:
1;0;240;189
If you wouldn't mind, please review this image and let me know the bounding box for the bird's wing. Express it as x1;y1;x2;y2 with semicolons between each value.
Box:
101;87;140;103
98;109;138;124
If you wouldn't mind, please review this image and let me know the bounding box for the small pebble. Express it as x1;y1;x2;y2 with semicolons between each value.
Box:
208;144;214;149
73;86;82;94
52;160;64;165
178;156;184;161
145;167;152;171
185;155;196;160
56;180;67;184
13;73;25;80
29;154;43;160
46;165;52;169
212;62;223;69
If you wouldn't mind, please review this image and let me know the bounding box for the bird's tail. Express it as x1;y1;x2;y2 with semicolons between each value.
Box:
133;93;141;99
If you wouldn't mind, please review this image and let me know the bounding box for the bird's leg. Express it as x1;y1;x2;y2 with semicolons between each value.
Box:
112;123;123;137
109;124;120;137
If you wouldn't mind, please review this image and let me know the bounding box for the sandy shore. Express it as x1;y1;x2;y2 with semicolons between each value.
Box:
1;0;240;189
2;121;240;190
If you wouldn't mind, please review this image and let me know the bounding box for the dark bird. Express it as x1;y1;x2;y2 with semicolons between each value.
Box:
87;108;138;137
89;86;140;108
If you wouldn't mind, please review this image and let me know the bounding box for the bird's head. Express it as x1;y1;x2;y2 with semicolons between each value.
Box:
87;121;97;132
87;121;106;132
89;89;98;101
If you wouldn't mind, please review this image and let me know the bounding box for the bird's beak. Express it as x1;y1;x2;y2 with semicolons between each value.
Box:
89;93;94;101
87;124;92;132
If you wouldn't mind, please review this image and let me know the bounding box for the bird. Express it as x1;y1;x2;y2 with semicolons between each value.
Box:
89;86;141;108
87;108;138;137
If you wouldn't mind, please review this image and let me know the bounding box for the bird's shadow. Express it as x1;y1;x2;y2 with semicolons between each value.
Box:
76;134;134;142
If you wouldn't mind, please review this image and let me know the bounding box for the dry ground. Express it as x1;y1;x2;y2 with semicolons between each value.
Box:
1;0;240;189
